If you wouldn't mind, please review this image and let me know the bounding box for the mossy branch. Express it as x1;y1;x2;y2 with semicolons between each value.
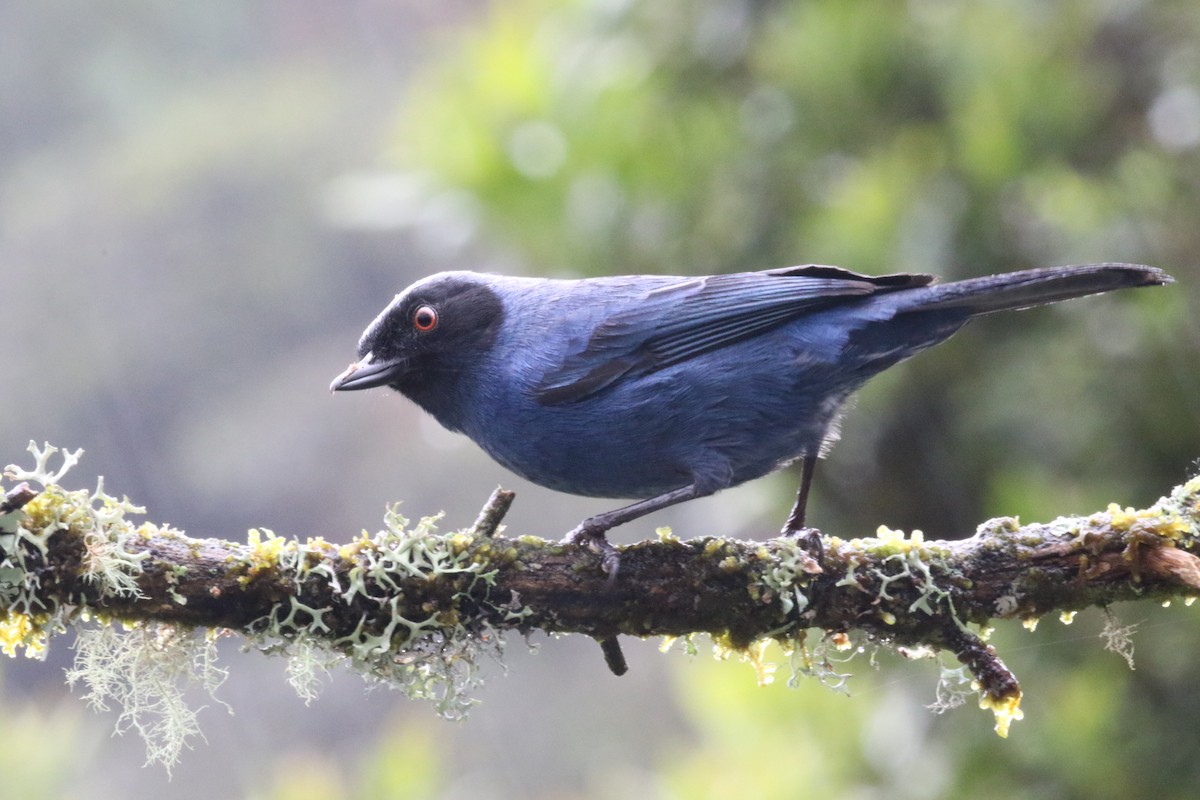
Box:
3;443;1200;765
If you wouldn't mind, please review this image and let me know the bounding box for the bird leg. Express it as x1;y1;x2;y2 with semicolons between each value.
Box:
564;484;704;579
781;455;817;533
781;455;824;564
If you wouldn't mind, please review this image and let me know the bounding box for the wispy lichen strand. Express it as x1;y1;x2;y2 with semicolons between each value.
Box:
65;622;229;772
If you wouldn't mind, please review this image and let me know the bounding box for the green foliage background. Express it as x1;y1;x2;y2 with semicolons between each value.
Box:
3;1;1200;797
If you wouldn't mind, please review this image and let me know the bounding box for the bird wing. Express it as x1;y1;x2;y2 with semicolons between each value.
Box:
535;265;934;405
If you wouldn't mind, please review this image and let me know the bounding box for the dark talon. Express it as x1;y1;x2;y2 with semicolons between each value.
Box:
563;524;621;583
786;525;825;567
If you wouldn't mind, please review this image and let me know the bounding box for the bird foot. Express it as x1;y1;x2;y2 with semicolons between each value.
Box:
781;524;825;572
563;524;621;582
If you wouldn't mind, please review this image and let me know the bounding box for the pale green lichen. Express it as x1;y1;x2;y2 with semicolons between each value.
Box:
927;660;974;713
65;622;230;772
280;636;339;704
698;626;870;698
859;532;966;630
1;443;148;658
2;443;222;770
753;538;820;617
781;631;861;694
5;440;83;486
1;443;521;767
727;525;996;733
3;442;148;615
243;505;514;722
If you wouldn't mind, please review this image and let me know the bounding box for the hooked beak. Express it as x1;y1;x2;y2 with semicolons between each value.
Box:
329;354;406;392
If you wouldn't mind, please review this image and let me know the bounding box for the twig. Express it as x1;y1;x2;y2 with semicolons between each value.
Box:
598;636;629;676
0;483;37;514
468;487;516;538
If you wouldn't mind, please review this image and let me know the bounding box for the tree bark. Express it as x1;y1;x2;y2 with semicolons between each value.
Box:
3;454;1199;737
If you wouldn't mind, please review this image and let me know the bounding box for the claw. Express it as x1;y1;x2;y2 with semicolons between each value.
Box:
563;524;621;583
782;524;824;570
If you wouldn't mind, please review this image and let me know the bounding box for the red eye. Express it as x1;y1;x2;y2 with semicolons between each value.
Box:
413;305;438;332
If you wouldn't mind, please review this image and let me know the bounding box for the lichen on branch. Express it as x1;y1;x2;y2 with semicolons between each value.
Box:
2;442;1199;767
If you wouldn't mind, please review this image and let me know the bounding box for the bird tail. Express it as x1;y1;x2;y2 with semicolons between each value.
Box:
896;263;1172;316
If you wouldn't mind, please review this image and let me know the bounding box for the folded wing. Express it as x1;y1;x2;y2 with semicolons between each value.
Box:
535;265;933;405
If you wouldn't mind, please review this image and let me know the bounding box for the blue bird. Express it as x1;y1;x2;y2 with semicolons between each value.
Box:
330;263;1170;567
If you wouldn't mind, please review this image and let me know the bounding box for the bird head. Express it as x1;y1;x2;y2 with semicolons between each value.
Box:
330;273;504;414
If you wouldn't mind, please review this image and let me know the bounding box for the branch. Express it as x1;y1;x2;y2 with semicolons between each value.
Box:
3;443;1199;765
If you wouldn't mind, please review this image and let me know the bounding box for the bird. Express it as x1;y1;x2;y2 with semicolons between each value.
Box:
330;262;1170;570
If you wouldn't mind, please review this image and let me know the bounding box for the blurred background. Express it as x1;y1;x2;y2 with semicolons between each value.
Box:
3;0;1200;797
